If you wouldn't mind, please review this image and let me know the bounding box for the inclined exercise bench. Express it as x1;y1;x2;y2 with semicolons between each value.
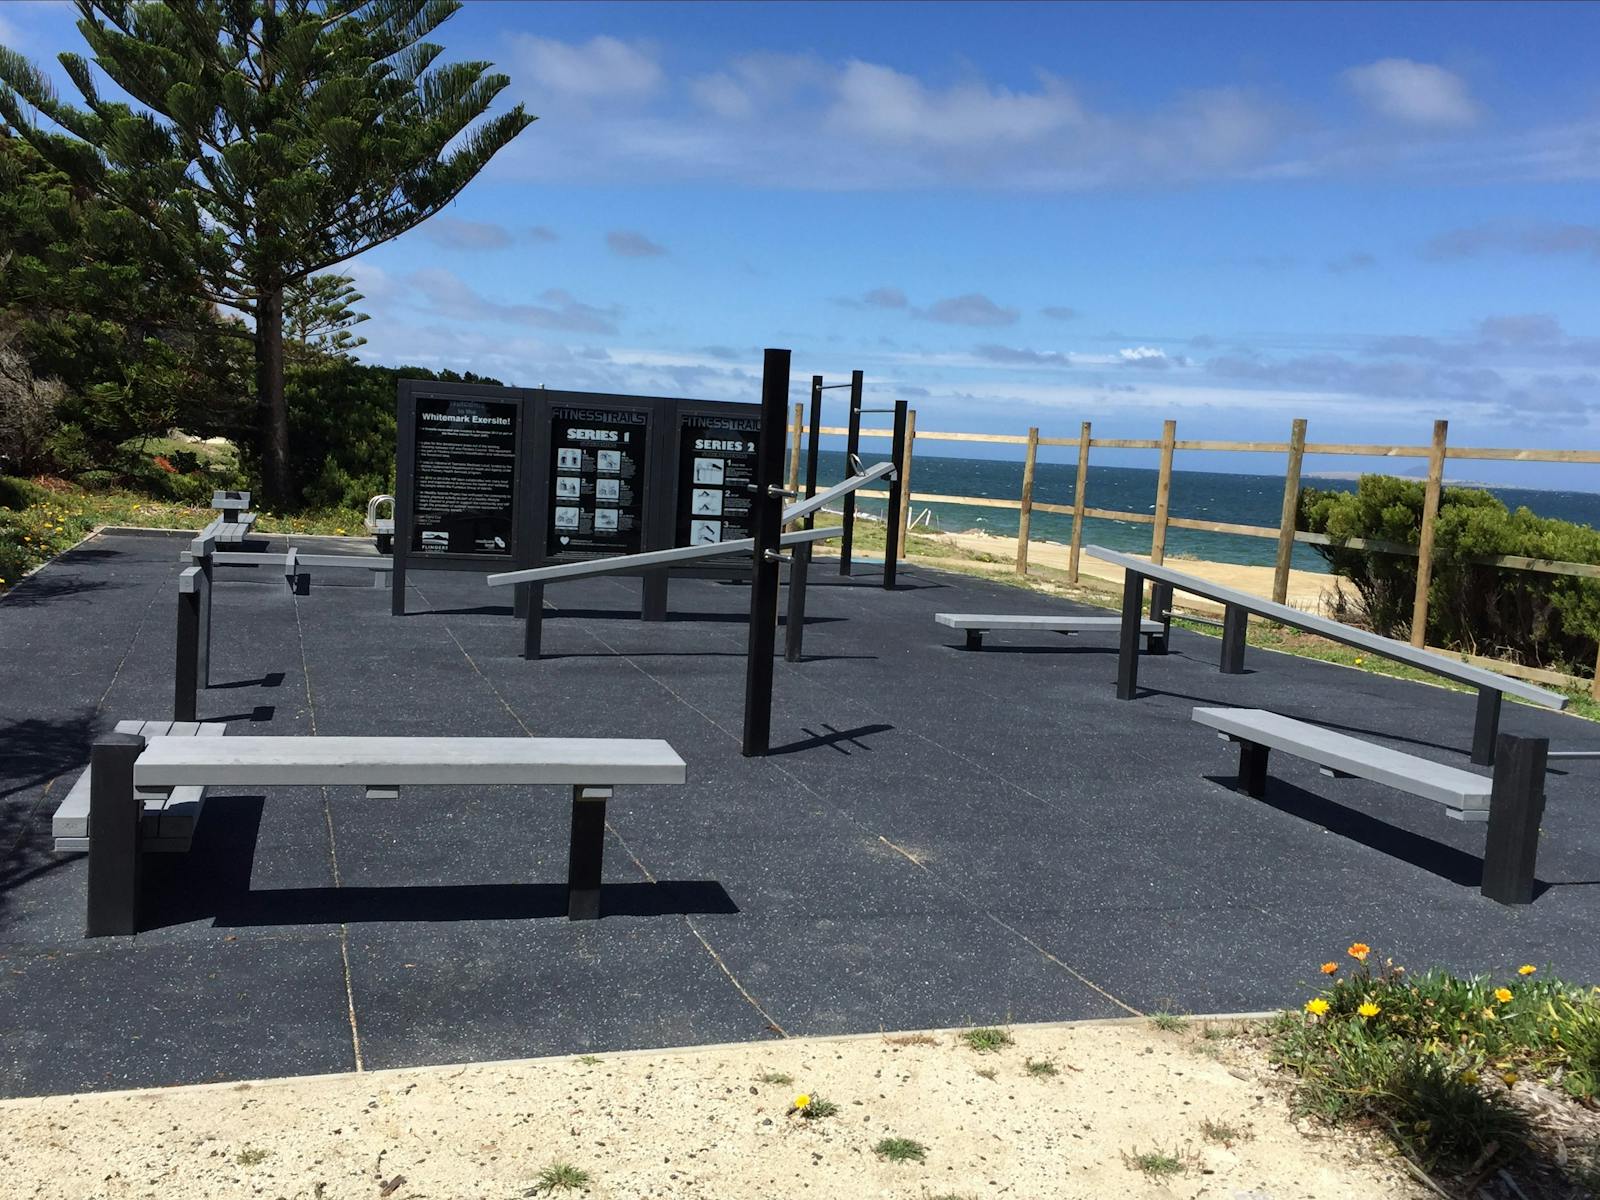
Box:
937;612;1168;653
84;734;687;935
1192;707;1549;905
210;491;258;546
54;720;227;853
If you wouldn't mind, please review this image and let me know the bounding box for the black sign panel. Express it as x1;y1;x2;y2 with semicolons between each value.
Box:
547;404;649;559
676;410;759;547
410;395;519;556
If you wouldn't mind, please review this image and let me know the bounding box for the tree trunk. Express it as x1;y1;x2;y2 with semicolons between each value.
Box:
255;284;289;507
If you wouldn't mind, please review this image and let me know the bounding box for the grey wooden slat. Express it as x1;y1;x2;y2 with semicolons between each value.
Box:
168;722;200;737
936;613;1162;633
1192;707;1492;812
55;835;190;854
51;771;94;838
135;736;687;787
138;721;175;737
157;786;206;839
1089;545;1566;709
197;723;227;737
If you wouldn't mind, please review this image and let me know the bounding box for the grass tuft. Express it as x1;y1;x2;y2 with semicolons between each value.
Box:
1149;1010;1189;1033
873;1136;928;1164
960;1026;1013;1054
1121;1145;1191;1179
974;1067;997;1081
1198;1118;1246;1145
235;1147;268;1166
576;1055;602;1066
531;1163;591;1193
797;1095;839;1120
757;1070;794;1085
1023;1057;1058;1078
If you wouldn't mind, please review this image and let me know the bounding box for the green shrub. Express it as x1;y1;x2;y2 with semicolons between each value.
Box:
1300;475;1600;673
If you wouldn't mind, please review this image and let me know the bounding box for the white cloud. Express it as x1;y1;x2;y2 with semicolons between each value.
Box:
605;230;667;258
826;61;1084;148
514;35;662;101
1343;59;1479;128
419;216;514;251
406;269;621;335
917;294;1019;327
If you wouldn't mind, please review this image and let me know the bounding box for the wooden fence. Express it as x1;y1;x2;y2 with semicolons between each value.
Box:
785;412;1600;697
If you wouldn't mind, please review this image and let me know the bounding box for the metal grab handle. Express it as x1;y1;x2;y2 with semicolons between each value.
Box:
763;550;792;563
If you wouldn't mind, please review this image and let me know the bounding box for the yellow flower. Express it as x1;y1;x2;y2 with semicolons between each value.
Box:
1354;656;1365;666
1357;1002;1381;1019
1501;1071;1518;1087
336;528;347;535
1320;962;1339;975
1518;965;1536;976
1481;1008;1498;1021
1459;1069;1480;1086
1348;943;1371;962
1494;987;1513;1004
792;1094;811;1111
1305;998;1330;1016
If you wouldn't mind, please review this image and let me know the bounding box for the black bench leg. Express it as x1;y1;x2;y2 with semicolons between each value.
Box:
1220;603;1248;674
964;629;983;651
175;583;200;722
1481;734;1547;905
1237;739;1270;799
1117;571;1144;699
1148;582;1172;655
86;733;146;937
1472;688;1502;767
567;785;611;920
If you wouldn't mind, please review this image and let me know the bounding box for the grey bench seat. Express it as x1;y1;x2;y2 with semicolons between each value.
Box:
211;513;257;545
87;735;688;933
936;612;1166;652
1192;707;1492;820
53;720;226;853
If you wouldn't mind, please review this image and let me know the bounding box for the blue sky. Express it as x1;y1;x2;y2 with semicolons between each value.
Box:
5;1;1600;485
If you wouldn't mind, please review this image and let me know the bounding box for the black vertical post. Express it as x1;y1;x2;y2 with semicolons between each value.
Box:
86;732;146;937
1149;582;1172;655
566;785;610;920
882;399;908;589
1220;603;1248;674
521;582;545;660
1117;571;1144;700
641;572;669;622
1480;734;1548;905
175;568;201;722
839;369;863;576
1472;687;1502;767
784;377;824;663
1238;740;1270;798
742;348;790;756
194;537;214;688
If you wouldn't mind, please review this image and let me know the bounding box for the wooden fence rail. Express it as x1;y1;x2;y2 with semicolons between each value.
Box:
808;415;1600;697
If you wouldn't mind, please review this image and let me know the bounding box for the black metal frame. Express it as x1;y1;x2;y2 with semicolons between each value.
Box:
742;349;790;756
839;370;864;576
784;376;824;663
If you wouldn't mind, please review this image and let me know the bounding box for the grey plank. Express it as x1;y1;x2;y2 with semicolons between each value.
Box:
936;613;1162;634
1192;707;1493;812
1088;544;1565;709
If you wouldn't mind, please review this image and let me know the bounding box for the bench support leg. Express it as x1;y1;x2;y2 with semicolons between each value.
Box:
1237;739;1270;799
641;571;669;622
197;556;213;688
1472;688;1502;767
175;582;200;723
1220;604;1248;674
521;582;545;660
1148;582;1172;655
86;733;146;937
1117;571;1144;699
964;628;983;652
1481;734;1547;905
567;785;611;920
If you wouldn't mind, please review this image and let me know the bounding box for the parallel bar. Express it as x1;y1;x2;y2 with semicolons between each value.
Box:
1480;735;1548;905
488;524;843;588
86;733;146;937
1084;545;1566;710
743;348;790;757
783;460;897;526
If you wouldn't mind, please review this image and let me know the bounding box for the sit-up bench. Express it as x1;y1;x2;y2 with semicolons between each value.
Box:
210;491;257;545
85;734;686;935
936;612;1168;654
1192;707;1549;905
54;720;227;853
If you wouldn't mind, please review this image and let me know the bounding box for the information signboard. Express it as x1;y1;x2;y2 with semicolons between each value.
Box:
676;409;760;547
545;404;649;559
409;394;519;556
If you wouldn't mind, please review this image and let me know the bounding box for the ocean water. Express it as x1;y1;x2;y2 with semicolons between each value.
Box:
818;450;1600;574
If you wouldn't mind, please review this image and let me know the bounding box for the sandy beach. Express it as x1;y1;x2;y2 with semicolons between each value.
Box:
921;529;1340;615
0;1019;1421;1200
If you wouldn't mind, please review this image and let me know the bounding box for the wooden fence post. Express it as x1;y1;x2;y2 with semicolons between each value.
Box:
1410;419;1449;648
1591;642;1600;703
898;408;916;559
785;402;803;528
1068;421;1091;583
1150;419;1176;565
1016;426;1039;576
1272;418;1308;605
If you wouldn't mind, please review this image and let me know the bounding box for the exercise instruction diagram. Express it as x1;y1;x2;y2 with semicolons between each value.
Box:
547;405;649;559
677;410;759;547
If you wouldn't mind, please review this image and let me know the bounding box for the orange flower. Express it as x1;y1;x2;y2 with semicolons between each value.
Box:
1347;943;1371;962
1320;962;1339;975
